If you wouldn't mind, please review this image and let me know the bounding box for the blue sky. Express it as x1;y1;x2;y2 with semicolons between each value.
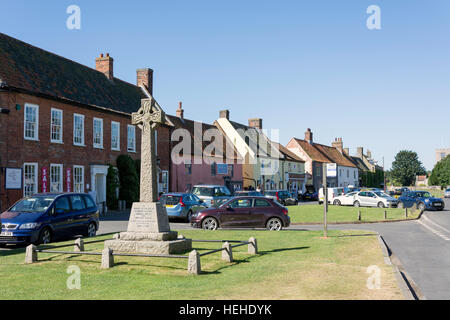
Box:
1;0;449;170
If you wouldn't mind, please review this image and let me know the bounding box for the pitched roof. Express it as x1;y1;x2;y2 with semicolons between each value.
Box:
274;143;305;163
292;139;331;163
167;115;240;160
0;33;146;114
351;156;370;172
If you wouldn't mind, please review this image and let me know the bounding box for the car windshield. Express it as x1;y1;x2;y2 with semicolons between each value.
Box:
374;192;390;198
192;187;214;197
10;196;56;213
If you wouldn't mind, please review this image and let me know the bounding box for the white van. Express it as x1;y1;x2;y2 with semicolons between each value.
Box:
318;187;345;205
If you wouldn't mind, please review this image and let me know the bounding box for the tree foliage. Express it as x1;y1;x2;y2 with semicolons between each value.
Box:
429;155;450;188
106;165;120;210
390;150;426;186
116;155;140;208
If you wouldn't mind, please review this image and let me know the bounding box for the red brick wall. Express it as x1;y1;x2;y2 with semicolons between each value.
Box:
0;91;144;211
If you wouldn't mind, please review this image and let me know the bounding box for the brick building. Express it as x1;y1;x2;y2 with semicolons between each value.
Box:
0;33;174;211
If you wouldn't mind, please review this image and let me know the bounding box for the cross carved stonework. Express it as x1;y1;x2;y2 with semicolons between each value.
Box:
132;98;166;203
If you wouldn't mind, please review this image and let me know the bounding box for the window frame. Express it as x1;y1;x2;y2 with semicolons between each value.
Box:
127;125;136;153
50;108;63;144
73;165;85;193
50;164;64;193
93;117;104;149
73;113;85;146
24;103;39;141
23;162;38;197
111;121;121;151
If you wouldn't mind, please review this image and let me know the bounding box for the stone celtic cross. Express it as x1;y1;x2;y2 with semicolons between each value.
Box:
132;98;166;203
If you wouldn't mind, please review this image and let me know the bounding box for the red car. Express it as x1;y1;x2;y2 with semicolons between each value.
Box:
190;197;290;231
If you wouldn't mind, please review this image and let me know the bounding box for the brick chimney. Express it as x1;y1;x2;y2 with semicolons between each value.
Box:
176;102;184;119
305;128;313;144
344;148;350;156
219;110;230;120
96;53;114;80
357;147;364;159
332;138;344;153
367;150;372;159
248;118;263;130
137;68;154;95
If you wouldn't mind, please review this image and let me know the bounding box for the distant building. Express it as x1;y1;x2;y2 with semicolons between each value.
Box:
436;149;450;163
415;175;429;187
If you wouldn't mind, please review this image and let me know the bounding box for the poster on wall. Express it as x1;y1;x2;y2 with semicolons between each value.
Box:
5;168;22;190
42;167;48;193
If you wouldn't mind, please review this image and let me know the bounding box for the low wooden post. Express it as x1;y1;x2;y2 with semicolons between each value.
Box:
188;250;201;275
25;245;37;264
384;210;387;220
358;211;361;221
74;238;84;252
101;247;114;269
248;237;258;255
222;242;233;263
405;208;408;218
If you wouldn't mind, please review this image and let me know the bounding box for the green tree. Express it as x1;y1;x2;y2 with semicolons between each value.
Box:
429;155;450;188
116;155;140;208
390;150;426;186
106;165;119;210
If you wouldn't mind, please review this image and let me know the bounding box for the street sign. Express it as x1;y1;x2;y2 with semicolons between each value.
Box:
327;163;337;177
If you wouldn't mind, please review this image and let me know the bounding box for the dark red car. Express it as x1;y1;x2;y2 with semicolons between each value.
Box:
190;197;290;231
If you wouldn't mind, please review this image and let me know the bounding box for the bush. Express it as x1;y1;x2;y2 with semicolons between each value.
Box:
106;165;120;210
116;155;140;208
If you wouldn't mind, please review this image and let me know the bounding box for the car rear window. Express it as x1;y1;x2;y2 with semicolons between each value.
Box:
254;199;271;207
160;195;181;205
83;195;96;209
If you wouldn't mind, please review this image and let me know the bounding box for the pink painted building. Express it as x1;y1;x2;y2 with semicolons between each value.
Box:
168;103;243;193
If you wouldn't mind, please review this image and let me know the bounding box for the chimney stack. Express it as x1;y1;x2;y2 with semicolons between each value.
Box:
137;68;154;95
344;148;350;156
176;102;184;119
248;118;263;130
367;150;372;159
96;53;114;80
219;110;230;120
332;137;344;153
357;147;364;159
305;128;313;144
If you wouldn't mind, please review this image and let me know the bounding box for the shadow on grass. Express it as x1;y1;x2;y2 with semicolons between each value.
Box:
0;246;26;257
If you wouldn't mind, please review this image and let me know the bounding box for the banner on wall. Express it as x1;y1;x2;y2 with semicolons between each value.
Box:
42;167;48;193
66;168;72;192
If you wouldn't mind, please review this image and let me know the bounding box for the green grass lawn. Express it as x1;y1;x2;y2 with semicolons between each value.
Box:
289;205;420;224
0;229;403;300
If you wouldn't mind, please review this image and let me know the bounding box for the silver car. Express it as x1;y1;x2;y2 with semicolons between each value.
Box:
191;185;232;208
353;191;399;208
445;188;450;198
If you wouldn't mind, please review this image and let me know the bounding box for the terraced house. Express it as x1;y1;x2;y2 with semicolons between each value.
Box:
0;33;175;212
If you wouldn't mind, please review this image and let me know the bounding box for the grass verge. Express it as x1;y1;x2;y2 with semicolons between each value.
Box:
0;229;403;300
289;205;420;224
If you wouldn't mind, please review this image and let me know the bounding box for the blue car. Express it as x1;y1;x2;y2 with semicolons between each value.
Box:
0;193;99;246
398;191;445;212
159;193;207;222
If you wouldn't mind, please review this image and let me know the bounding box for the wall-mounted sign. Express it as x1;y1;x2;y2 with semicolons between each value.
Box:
327;163;337;177
5;168;22;190
217;163;228;175
66;168;72;192
42;167;48;193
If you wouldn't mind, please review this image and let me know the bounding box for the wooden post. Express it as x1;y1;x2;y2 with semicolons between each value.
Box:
384;210;387;220
358;210;361;221
405;208;408;218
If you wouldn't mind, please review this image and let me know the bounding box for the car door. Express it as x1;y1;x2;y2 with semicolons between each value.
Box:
220;199;253;228
250;198;274;227
50;196;74;239
82;194;98;228
366;192;378;207
190;195;205;214
69;195;87;236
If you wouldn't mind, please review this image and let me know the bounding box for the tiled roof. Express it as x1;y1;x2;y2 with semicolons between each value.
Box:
274;143;305;163
167;115;240;160
292;139;331;163
351;157;370;171
0;33;146;114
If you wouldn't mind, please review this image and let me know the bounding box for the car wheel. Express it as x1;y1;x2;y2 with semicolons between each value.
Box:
378;202;385;208
266;218;283;231
202;217;219;231
186;210;193;223
398;202;404;209
37;228;52;245
85;222;97;238
353;201;360;208
333;200;341;206
418;203;426;212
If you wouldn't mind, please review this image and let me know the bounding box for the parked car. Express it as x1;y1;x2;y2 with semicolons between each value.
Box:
190;197;290;231
301;191;318;201
392;187;410;199
343;186;360;194
332;191;359;206
234;191;263;197
398;191;445;211
445;188;450;199
264;190;293;206
353;191;399;208
0;193;99;246
285;192;299;206
318;187;345;205
159;193;207;222
191;185;233;208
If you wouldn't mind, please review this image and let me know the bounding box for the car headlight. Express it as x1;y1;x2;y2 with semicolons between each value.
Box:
425;199;430;203
19;223;41;230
